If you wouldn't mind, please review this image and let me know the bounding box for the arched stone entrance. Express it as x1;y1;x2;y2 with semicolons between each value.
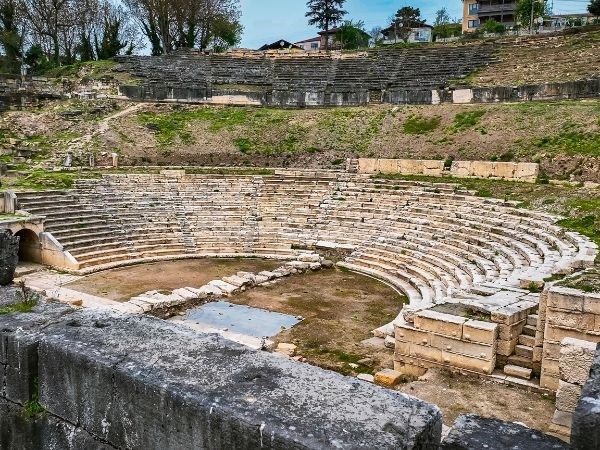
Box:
15;229;42;263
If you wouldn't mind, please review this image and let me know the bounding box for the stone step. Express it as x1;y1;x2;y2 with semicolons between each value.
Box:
503;364;532;380
514;344;533;359
506;354;534;370
526;314;538;327
522;325;536;337
518;334;535;347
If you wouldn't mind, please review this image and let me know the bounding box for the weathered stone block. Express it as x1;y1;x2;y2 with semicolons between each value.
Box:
395;323;430;345
583;292;600;315
547;310;595;331
442;414;567;449
556;380;582;413
28;307;444;450
497;320;525;340
374;369;403;387
410;343;443;363
559;337;598;385
572;344;600;450
496;338;519;356
441;351;495;375
547;288;584;312
462;320;497;345
430;334;494;360
504;364;532;379
414;310;466;339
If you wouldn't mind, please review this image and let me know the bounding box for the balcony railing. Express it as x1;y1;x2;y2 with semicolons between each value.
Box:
477;2;516;14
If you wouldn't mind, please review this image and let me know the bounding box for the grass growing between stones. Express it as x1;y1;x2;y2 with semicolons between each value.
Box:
558;267;600;293
23;379;45;418
372;173;600;256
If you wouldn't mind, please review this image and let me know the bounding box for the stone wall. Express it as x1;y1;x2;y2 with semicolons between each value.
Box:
0;75;63;109
356;158;539;182
550;337;597;436
540;285;600;391
572;343;600;450
394;295;538;378
394;310;498;376
0;301;443;449
449;161;540;183
356;158;445;176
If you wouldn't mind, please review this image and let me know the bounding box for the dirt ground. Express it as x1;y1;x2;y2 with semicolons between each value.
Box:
229;266;558;435
399;369;557;434
65;258;280;301
231;267;405;375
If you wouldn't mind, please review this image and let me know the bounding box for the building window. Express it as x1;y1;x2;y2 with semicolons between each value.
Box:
310;42;319;49
468;3;479;15
468;19;480;28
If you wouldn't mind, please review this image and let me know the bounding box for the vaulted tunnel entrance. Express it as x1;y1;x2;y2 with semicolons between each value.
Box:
15;229;42;264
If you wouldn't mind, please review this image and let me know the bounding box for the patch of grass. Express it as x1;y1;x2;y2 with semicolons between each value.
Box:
0;282;39;315
42;59;118;79
531;130;600;157
0;213;27;222
23;378;45;418
558;268;600;293
450;110;486;132
403;115;441;134
5;170;101;191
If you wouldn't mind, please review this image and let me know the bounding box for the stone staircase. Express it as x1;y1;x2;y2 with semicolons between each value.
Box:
502;313;539;380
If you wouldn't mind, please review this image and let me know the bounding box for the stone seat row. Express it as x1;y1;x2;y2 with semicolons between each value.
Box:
15;175;595;297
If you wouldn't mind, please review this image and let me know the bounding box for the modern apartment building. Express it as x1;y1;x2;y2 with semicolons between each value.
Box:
462;0;517;32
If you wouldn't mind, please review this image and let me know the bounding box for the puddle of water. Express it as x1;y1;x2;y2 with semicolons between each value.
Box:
185;301;300;338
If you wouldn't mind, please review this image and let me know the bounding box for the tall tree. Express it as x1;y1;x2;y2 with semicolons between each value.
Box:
335;20;368;50
305;0;346;50
515;0;550;28
589;0;600;17
0;0;25;73
434;7;451;26
393;6;425;42
369;26;382;47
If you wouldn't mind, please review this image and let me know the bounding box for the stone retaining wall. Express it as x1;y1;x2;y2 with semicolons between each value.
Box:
550;337;597;436
356;158;540;182
572;343;600;450
356;159;445;176
0;301;443;449
394;310;498;376
540;286;600;391
450;161;540;182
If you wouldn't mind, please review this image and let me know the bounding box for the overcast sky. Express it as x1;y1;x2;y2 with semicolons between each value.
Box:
239;0;591;49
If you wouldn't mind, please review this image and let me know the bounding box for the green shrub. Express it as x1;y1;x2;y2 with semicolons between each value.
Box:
451;110;486;132
403;115;441;134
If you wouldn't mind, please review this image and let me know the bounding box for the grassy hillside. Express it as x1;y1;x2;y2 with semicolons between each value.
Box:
2;99;600;180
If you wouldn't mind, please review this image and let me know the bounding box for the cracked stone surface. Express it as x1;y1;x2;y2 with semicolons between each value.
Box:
1;300;443;449
442;414;568;450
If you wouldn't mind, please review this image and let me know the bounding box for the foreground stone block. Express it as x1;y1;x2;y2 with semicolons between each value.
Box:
1;303;443;450
442;414;567;449
572;344;600;450
559;337;597;385
503;364;532;380
374;369;403;387
555;380;582;413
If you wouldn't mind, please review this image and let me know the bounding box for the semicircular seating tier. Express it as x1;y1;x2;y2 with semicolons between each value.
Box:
16;172;597;311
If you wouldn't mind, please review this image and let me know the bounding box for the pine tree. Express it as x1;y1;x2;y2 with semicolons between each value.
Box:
589;0;600;17
305;0;347;50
